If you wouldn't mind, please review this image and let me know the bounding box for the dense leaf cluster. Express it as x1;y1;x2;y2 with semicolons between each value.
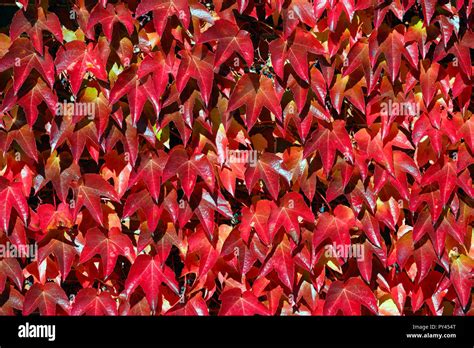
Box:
0;0;472;315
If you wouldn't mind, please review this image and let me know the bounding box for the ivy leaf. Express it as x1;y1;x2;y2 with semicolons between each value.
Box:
420;157;457;207
312;205;355;252
244;153;291;201
109;65;149;125
218;288;270;316
135;0;190;36
360;210;383;248
0;181;29;233
459;116;474;153
413;209;434;244
323;277;378;315
71;288;118;315
228;73;282;130
281;0;316;38
10;125;39;162
73;174;120;226
123;190;162;232
421;0;437;25
450;255;474;310
55;41;108;96
239;200;275;245
343;40;369;78
449;42;472;78
176;45;215;106
0;38;55;94
367;131;395;174
198;19;253;67
87;3;134;42
166;293;209;315
23;283;70;315
0;258;23;293
124;254;179;311
260;234;295;290
129;152;167;202
162;146;215;199
303;120;353;176
379;29;406;83
10;8;62;55
80;227;135;278
38;238;79;281
194;189;233;242
18;78;57;127
414;239;437;283
269;27;324;81
80;87;111;139
375;197;400;232
268;192;314;241
420;62;439;107
137;50;173;108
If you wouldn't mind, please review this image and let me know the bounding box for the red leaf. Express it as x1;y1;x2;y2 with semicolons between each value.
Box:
414;239;437;283
450;255;474;310
55;41;108;96
10;8;62;55
218;288;270;316
18;78;57;127
87;3;134;42
135;0;190;36
163;146;215;199
282;0;316;38
323;278;378;315
23;282;70;315
176;45;215;106
0;38;55;94
166;293;209;315
123;190;162;232
38;238;78;281
244;153;291;201
303;120;353;176
129;152;166;202
71;288;118;315
260;234;295;290
0;258;23;292
199;20;254;67
313;205;355;252
124;254;179;311
268;192;314;241
80;227;135;277
269;27;324;81
73;174;120;226
421;157;457;207
109;65;149;124
379;29;405;83
228;73;282;130
240;200;275;245
0;181;29;233
420;62;439;107
421;0;437;25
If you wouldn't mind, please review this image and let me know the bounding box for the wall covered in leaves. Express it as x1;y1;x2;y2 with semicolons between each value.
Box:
0;0;472;315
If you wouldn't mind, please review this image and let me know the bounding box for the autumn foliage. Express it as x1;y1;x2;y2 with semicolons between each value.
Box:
0;0;473;316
